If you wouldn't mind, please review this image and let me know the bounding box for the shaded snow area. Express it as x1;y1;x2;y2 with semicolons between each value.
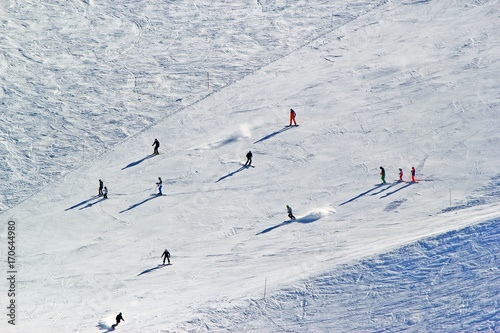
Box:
180;220;500;332
0;0;500;332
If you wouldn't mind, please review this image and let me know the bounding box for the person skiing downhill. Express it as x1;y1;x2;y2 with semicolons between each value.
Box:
286;205;295;220
411;167;416;182
245;151;253;166
112;312;124;329
380;166;386;184
156;177;163;195
161;249;171;265
98;179;104;196
152;139;160;155
399;168;403;182
289;109;297;126
103;186;108;199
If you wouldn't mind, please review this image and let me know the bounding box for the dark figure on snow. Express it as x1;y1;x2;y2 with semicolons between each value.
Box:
161;249;171;265
156;177;163;195
103;186;108;199
289;109;297;126
286;205;295;220
152;139;160;155
411;167;416;182
112;312;124;328
245;151;253;166
380;166;386;184
98;179;104;196
399;168;403;182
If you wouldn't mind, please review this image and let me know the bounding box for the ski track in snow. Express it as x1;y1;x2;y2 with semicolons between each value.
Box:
0;0;499;332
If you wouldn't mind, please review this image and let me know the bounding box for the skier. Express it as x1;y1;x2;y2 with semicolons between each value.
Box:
289;109;297;126
286;205;295;220
98;179;104;196
103;186;108;199
244;151;253;167
399;168;403;182
380;166;386;184
152;139;160;155
112;312;124;329
156;177;163;195
411;167;416;182
161;248;171;265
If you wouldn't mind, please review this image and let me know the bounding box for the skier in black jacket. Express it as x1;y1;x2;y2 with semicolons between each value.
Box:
161;249;171;265
152;139;160;155
244;151;253;166
112;312;124;328
286;205;295;220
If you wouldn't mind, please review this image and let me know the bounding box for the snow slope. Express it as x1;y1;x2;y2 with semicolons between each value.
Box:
0;0;383;211
1;0;500;332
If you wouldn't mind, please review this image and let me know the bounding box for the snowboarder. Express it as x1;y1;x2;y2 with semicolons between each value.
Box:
286;205;295;220
289;109;297;126
156;177;163;195
380;166;386;184
98;179;104;196
244;151;253;166
411;167;416;182
399;168;403;182
161;248;171;265
103;186;108;199
112;312;124;329
152;139;160;155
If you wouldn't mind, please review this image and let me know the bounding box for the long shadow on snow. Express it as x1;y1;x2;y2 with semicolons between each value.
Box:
78;197;107;210
340;184;384;206
121;154;155;170
254;126;293;144
380;182;415;198
371;182;399;196
216;166;248;183
256;212;323;235
119;195;161;214
137;264;171;276
65;195;100;211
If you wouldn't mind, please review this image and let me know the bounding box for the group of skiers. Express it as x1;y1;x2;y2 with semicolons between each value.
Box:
380;166;416;184
99;139;169;331
97;109;424;327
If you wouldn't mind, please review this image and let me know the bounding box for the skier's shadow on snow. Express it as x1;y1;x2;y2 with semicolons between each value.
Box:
122;154;155;170
96;321;115;332
340;184;384;206
371;182;399;196
254;126;293;144
256;212;323;235
65;195;101;211
119;195;161;214
216;166;248;183
380;182;415;198
137;264;171;276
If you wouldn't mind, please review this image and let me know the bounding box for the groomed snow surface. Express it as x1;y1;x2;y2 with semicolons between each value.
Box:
1;0;500;332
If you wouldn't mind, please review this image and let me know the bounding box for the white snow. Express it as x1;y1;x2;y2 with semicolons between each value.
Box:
1;0;500;332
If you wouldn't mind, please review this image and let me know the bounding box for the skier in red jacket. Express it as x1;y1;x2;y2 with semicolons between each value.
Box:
289;109;297;126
